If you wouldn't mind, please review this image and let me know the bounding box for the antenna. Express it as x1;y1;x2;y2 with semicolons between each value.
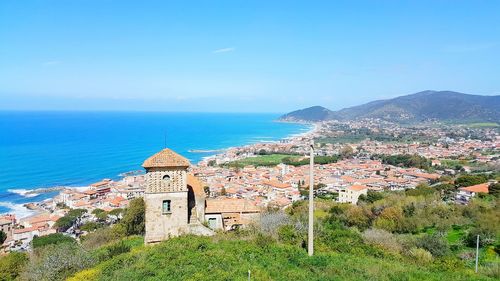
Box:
164;131;167;148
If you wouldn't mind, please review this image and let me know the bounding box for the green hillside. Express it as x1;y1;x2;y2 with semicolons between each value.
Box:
280;91;500;123
2;185;498;281
68;235;489;281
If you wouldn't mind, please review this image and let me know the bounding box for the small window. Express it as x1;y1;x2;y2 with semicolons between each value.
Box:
163;175;171;181
162;200;171;214
208;218;217;229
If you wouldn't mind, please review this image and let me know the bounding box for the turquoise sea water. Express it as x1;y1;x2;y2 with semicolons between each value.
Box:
0;111;308;215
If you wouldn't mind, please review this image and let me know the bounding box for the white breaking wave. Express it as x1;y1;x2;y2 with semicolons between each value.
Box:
7;189;38;198
0;202;36;218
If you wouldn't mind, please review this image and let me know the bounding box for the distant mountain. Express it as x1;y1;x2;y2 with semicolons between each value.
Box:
280;91;500;123
279;106;338;122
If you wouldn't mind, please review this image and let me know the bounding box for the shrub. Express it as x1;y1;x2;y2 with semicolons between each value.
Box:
416;234;449;257
277;224;304;247
362;228;402;254
408;247;433;264
32;233;76;248
0;252;28;281
93;241;131;262
81;225;126;250
465;227;496;247
22;243;95;281
259;211;290;237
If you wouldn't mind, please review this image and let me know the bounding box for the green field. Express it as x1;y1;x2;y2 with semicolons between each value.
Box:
225;154;299;167
225;154;340;167
467;123;499;128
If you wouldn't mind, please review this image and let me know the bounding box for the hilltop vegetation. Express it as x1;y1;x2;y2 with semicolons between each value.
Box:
280;90;500;123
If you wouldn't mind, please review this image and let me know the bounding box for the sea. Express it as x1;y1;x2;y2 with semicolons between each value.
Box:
0;111;310;217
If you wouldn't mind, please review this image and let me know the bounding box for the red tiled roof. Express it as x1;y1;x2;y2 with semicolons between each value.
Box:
205;198;260;214
349;185;368;191
459;183;489;193
142;148;190;169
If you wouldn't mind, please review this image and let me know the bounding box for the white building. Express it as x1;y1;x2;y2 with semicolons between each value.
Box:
338;185;368;205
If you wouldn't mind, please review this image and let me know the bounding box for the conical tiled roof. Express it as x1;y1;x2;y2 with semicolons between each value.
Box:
142;148;190;169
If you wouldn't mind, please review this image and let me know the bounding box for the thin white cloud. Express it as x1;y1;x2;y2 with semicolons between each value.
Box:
43;60;61;66
212;47;235;54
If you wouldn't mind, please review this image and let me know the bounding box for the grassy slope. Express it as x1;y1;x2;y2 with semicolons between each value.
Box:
69;235;490;281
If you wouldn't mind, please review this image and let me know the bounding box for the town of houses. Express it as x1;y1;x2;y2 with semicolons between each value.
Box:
1;119;498;253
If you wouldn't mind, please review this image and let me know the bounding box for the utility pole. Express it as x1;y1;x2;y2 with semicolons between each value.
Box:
308;140;314;256
475;235;480;273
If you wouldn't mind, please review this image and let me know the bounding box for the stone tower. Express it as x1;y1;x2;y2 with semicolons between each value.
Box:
143;148;191;244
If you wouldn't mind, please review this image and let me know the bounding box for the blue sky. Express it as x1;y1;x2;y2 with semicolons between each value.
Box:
1;0;499;112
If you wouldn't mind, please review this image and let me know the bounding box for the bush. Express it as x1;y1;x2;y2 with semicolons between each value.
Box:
362;228;402;254
81;225;126;250
259;211;290;237
408;247;433;264
93;241;131;262
22;243;95;281
416;234;449;257
0;252;28;281
32;233;76;248
465;227;496;247
277;224;304;247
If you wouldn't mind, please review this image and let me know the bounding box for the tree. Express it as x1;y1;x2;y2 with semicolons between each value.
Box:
0;231;6;244
32;233;75;248
358;191;384;203
455;174;488;187
203;186;210;196
489;183;500;197
55;215;76;230
373;206;404;233
92;208;105;215
121;198;145;236
0;252;28;281
340;145;354;158
108;208;124;217
405;184;436;197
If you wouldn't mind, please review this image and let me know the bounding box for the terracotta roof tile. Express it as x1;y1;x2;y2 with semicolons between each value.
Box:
205;198;260;214
459;183;489;193
142;148;190;169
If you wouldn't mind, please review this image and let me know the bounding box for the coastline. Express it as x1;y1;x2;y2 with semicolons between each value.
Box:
0;120;317;218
